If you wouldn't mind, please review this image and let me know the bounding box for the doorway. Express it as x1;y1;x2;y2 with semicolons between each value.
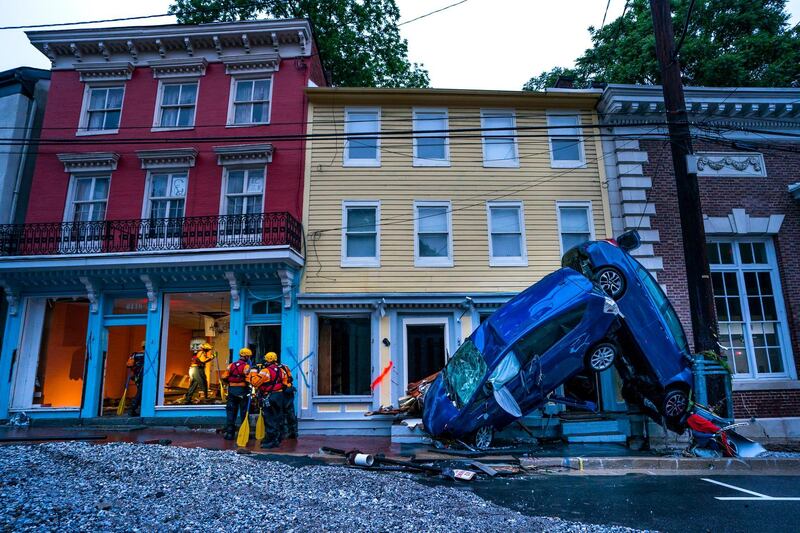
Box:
246;324;282;366
403;318;448;387
102;325;146;416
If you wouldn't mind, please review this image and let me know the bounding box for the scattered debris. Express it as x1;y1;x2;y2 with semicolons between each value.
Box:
0;434;107;443
364;373;438;417
7;412;29;427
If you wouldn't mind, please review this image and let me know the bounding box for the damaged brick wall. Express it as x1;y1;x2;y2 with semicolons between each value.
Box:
640;138;800;419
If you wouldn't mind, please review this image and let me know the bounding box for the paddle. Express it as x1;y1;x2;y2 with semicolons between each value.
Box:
236;393;253;448
116;374;131;416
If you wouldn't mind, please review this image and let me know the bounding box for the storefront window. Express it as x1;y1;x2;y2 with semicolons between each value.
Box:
317;316;371;396
15;298;90;409
161;292;230;406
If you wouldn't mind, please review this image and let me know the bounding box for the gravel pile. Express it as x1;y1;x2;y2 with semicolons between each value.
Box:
0;442;640;532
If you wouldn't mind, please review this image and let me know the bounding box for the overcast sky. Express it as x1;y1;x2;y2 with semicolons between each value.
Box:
3;0;800;90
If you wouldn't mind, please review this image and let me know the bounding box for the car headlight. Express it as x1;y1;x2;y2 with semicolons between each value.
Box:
603;296;623;317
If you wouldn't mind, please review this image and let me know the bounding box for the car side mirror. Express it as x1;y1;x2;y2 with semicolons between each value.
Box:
616;230;641;252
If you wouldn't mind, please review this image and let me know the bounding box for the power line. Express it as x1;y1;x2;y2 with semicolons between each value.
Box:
672;0;696;62
398;0;469;27
0;13;174;31
600;0;613;29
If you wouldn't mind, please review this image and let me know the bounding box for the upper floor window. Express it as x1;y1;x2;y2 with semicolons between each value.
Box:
487;201;527;266
229;78;271;125
557;201;593;254
80;86;124;134
547;112;585;168
146;172;187;220
341;201;380;267
67;176;110;222
413;108;449;166
224;168;265;215
156;82;198;129
414;201;453;267
344;107;380;167
481;110;518;168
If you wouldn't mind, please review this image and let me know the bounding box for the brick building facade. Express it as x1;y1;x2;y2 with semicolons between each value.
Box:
600;85;800;436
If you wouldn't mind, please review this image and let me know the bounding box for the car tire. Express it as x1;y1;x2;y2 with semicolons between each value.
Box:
662;389;690;419
586;342;617;372
595;267;626;299
473;426;494;449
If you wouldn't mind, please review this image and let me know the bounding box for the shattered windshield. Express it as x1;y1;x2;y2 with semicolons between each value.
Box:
445;339;487;408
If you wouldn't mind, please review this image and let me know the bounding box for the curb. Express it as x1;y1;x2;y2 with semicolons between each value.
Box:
520;456;800;474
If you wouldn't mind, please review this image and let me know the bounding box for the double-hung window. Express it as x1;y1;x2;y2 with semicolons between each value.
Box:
707;239;793;379
81;86;124;133
156;82;198;129
547;112;585;168
344;107;380;166
557;201;593;254
341;201;380;267
221;168;265;238
413;108;449;166
487;201;527;266
481;110;518;167
63;175;110;252
143;172;187;243
414;201;453;267
230;78;271;125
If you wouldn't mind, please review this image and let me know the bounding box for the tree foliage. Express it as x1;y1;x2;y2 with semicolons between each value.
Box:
523;0;800;90
169;0;429;88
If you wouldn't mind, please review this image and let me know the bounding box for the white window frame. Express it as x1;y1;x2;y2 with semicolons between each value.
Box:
555;200;595;256
77;83;125;136
63;174;111;223
219;167;267;216
226;76;273;127
343;106;381;167
402;316;451;392
547;111;586;168
341;200;381;268
480;109;519;168
141;170;190;220
311;311;376;401
413;200;453;268
708;237;796;382
412;107;450;167
152;79;200;132
486;201;528;267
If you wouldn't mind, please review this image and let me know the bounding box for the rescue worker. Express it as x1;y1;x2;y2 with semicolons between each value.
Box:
183;341;215;404
126;341;146;416
221;348;252;440
254;352;286;449
276;356;298;439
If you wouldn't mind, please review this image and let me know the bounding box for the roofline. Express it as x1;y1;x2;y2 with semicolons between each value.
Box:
26;18;312;43
601;83;800;101
306;86;600;107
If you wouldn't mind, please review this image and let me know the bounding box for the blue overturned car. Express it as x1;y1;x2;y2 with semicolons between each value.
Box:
562;231;694;426
422;267;624;448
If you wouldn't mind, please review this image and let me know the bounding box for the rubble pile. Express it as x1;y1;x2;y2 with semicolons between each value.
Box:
0;442;640;532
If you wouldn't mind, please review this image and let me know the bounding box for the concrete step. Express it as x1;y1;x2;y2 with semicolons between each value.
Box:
566;433;628;444
561;420;620;436
391;420;432;444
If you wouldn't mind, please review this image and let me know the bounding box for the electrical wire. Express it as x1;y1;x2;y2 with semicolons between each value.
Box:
397;0;469;26
600;0;613;29
672;0;696;62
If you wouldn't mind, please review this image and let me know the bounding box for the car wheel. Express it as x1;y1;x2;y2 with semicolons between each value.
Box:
586;342;617;372
662;389;689;419
595;267;626;299
473;426;494;449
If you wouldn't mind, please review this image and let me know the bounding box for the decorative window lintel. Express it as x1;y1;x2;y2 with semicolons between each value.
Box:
223;53;281;75
149;57;208;79
57;152;120;173
136;148;198;170
213;143;274;166
75;61;134;82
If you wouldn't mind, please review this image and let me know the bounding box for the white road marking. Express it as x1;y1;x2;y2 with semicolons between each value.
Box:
702;478;800;501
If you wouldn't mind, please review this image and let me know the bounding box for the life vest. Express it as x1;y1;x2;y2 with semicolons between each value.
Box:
256;364;284;394
191;349;214;367
227;360;250;385
279;364;294;390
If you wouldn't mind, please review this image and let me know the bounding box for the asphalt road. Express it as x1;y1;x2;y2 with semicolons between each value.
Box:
460;474;800;532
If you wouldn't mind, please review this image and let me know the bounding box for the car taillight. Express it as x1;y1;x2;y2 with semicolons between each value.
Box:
603;239;618;246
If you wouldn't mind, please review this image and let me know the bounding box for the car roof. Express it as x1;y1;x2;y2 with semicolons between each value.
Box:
486;268;596;350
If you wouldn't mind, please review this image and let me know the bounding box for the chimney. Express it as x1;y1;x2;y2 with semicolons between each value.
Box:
554;76;575;89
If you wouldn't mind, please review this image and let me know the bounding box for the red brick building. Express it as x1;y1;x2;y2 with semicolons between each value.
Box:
0;20;325;425
600;85;800;439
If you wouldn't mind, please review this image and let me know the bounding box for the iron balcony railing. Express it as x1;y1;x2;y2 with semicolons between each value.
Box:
0;212;303;256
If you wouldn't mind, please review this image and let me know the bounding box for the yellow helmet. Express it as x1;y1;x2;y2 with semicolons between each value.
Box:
201;342;213;351
265;351;278;363
239;347;253;357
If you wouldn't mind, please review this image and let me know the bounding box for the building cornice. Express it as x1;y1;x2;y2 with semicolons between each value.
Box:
149;57;208;79
57;152;120;173
136;148;198;170
27;19;312;69
213;143;273;166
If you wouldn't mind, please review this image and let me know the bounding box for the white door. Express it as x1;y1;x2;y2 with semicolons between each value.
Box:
9;298;47;410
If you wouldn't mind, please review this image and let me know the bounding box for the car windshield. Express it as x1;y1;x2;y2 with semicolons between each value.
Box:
634;263;691;353
444;339;487;408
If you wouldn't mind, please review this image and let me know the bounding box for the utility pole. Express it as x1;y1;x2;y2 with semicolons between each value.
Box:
649;0;718;355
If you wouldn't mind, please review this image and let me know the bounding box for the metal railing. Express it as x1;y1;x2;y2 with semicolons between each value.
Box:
0;212;303;256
